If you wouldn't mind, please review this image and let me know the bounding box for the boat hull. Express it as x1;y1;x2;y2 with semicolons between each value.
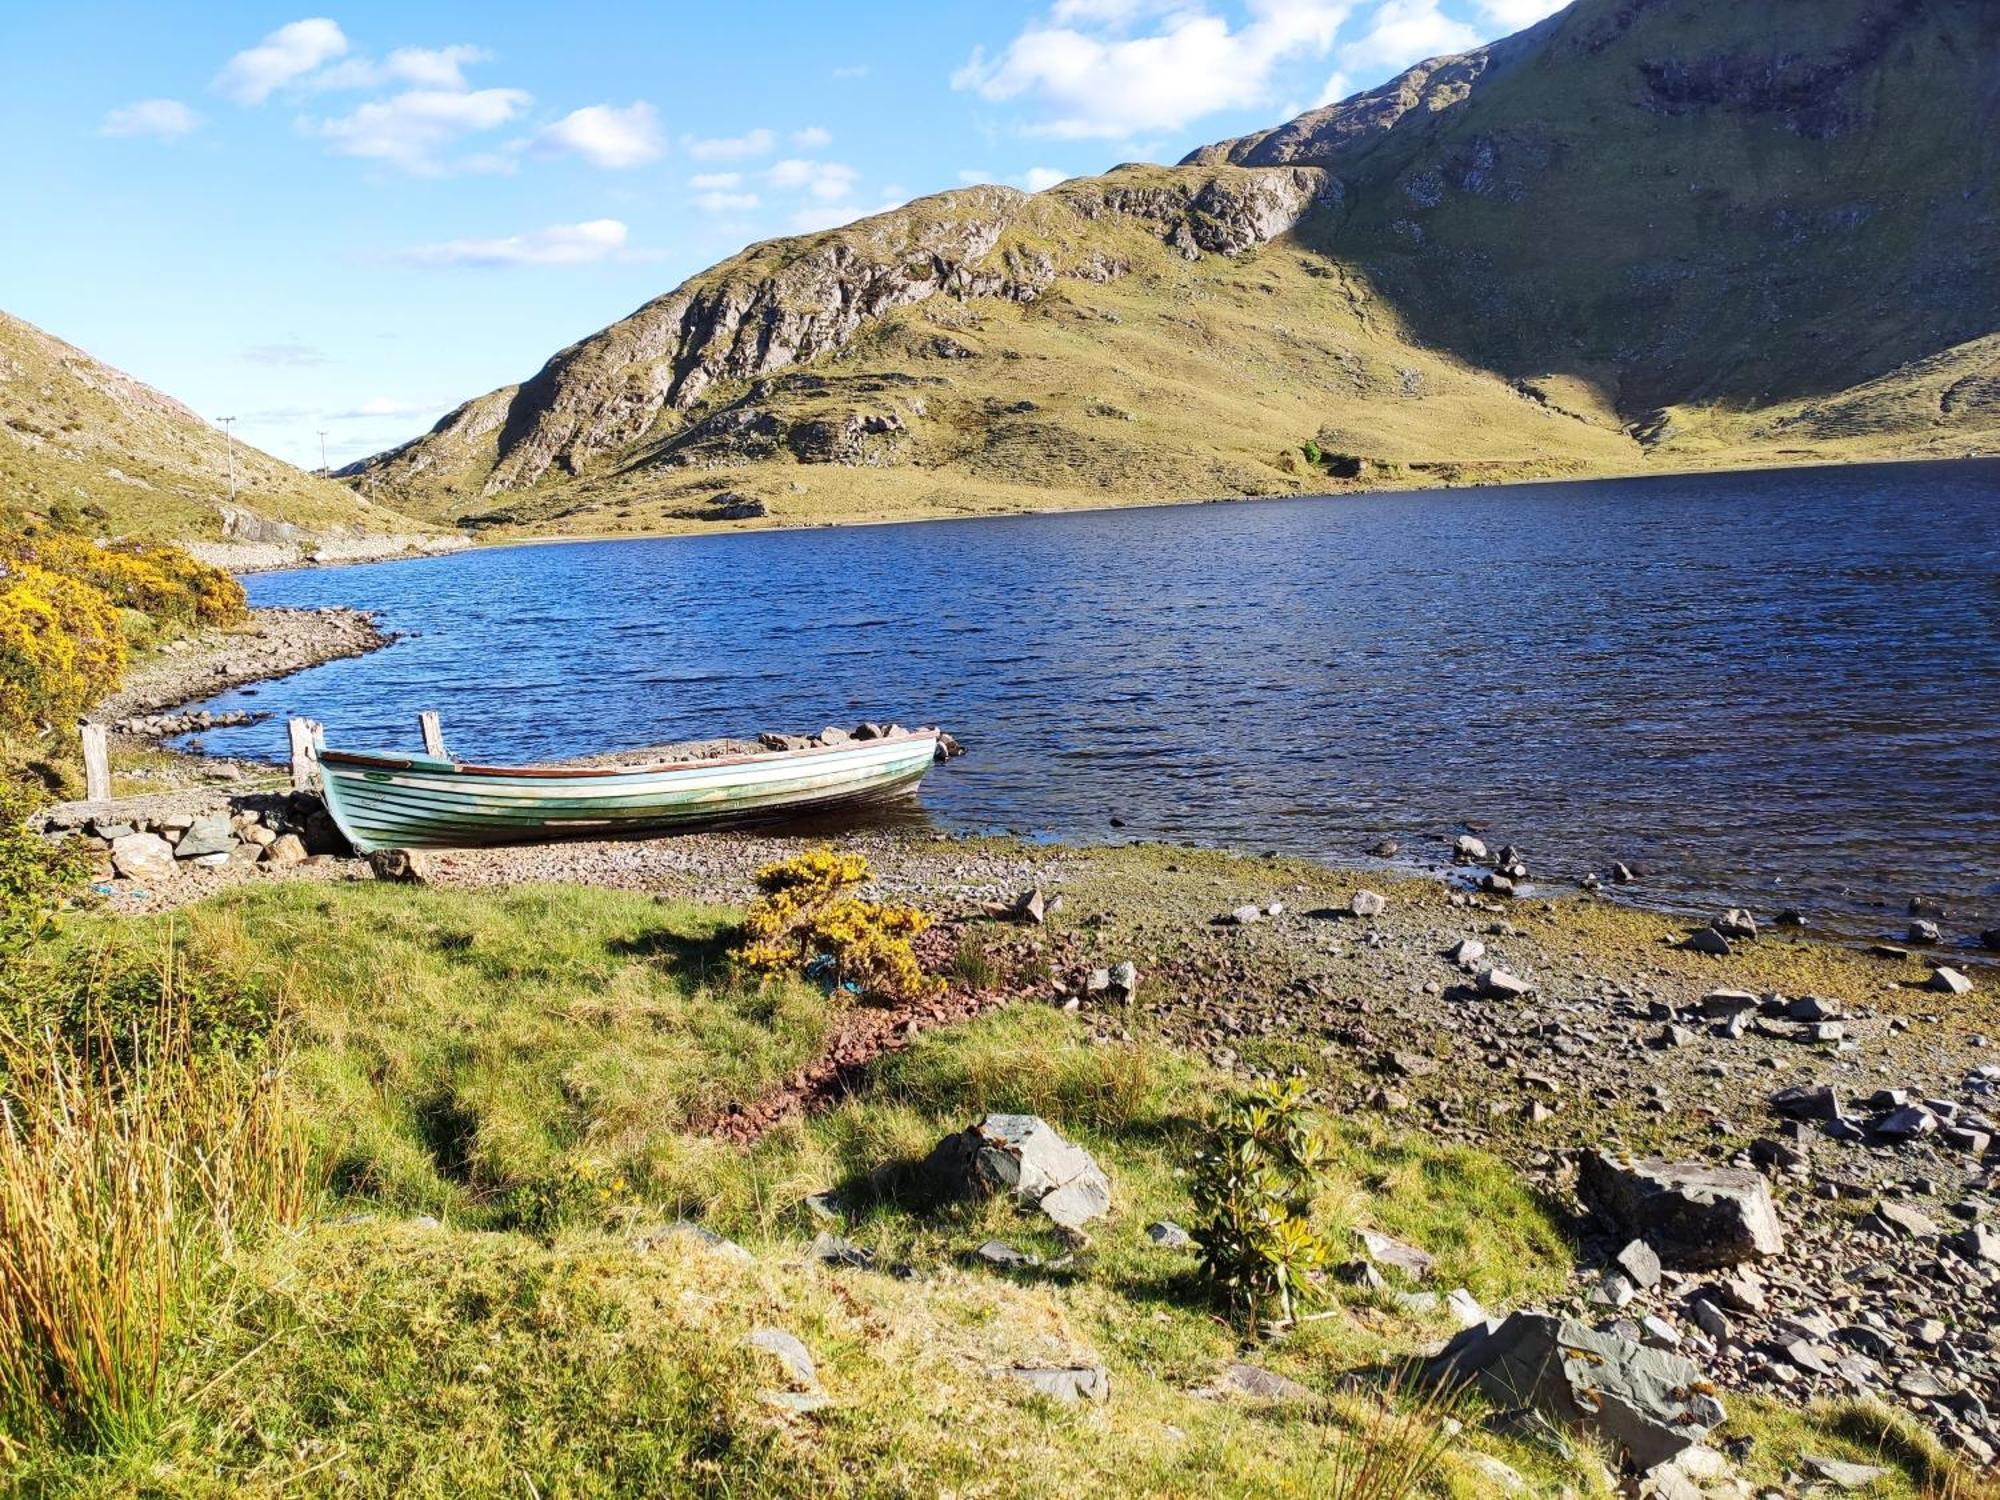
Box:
318;732;941;853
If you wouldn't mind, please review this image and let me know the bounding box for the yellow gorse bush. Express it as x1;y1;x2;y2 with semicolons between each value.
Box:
0;562;125;730
0;528;242;740
736;848;941;1004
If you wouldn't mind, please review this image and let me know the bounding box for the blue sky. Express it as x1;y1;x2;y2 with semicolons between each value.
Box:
2;0;1563;471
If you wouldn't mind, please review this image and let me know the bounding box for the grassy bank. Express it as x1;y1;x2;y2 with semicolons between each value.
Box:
3;871;1976;1496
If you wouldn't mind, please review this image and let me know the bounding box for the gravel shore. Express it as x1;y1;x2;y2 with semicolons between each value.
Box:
93;605;391;725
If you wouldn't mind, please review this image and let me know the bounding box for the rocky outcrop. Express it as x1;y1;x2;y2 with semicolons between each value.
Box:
352;167;1334;501
1426;1311;1726;1470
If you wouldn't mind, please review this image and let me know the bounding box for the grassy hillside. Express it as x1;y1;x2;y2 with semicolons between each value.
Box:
9;872;1969;1496
0;311;428;547
346;0;1999;542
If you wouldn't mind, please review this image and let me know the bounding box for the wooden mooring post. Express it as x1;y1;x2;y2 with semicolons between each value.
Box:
418;710;446;759
80;723;111;802
288;717;324;793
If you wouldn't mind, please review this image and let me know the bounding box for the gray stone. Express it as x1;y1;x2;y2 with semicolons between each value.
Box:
1713;908;1758;940
1350;889;1387;918
1682;927;1732;956
1214;1362;1317;1403
1453;835;1487;863
746;1327;818;1388
368;847;429;883
1700;989;1760;1020
1228;904;1263;926
1928;966;1973;996
1868;1200;1939;1239
1908;919;1943;945
974;1240;1039;1269
806;1231;876;1269
1769;1084;1844;1121
264;833;307;866
1005;1364;1109;1404
1616;1238;1664;1290
110;831;176;883
1108;960;1138;1001
926;1114;1111;1231
1424;1312;1724;1469
1356;1227;1434;1281
1802;1455;1888;1490
1445;1287;1487;1328
1146;1220;1194;1249
1478;967;1531;999
1446;937;1486;967
173;812;235;860
1579;1153;1785;1268
1951;1224;2000;1262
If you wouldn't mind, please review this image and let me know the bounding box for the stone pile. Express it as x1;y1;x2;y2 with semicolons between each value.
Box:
108;708;265;737
41;791;347;885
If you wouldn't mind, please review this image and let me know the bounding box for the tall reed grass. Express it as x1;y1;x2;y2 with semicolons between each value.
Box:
0;982;311;1449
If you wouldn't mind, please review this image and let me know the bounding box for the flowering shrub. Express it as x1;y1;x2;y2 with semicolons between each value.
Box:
735;848;940;1004
0;528;241;740
0;562;125;731
6;532;245;625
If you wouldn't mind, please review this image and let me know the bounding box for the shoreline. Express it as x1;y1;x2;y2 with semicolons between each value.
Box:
48;819;2000;1464
93;605;395;727
382;449;1998;560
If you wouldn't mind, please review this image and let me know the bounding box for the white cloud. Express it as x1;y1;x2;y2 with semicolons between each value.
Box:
242;341;329;367
101;98;202;140
954;0;1350;138
767;158;858;201
695;190;760;213
1342;0;1482;80
1021;166;1068;191
216;18;349;104
1477;0;1569;28
689;171;743;189
395;218;631;268
534;101;665;168
327;396;443;419
685;127;776;161
791;125;832;148
319;86;532;173
1312;69;1351;105
310;44;490;92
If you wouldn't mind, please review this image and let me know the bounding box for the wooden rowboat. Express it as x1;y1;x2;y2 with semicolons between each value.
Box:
317;729;942;854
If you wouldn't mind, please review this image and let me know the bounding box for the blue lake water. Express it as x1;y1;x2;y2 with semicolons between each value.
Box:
186;460;2000;937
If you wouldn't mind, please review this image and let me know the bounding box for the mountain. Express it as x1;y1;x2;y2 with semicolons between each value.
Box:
351;0;2000;537
0;310;439;562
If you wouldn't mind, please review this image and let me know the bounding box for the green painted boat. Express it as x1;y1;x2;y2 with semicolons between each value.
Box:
318;730;942;854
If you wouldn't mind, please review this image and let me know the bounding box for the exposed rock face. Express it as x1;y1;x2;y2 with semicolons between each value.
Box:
1426;1312;1725;1470
927;1114;1112;1231
352;167;1334;501
1580;1152;1785;1269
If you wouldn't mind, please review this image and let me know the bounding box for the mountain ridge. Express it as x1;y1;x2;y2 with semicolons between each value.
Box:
331;0;2000;536
0;309;443;563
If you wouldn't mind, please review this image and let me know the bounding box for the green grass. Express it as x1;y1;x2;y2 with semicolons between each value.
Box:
11;875;1988;1495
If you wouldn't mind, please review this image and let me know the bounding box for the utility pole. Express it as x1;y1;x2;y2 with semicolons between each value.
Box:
317;430;329;475
217;416;237;500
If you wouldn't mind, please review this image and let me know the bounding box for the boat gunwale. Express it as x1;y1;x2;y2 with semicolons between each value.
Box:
319;729;940;782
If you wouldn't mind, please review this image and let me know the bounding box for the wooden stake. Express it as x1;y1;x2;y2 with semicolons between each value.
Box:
418;710;446;759
80;723;111;802
288;717;324;792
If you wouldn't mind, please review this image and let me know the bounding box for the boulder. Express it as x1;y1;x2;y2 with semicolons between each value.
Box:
368;848;430;883
1579;1153;1785;1268
173;812;235;860
1004;1364;1109;1404
1713;908;1758;940
110;831;176;883
1453;835;1487;864
1681;927;1732;956
264;833;307;866
1478;967;1531;999
1446;937;1485;967
1350;889;1387;918
1424;1312;1725;1470
1927;966;1973;996
926;1114;1111;1231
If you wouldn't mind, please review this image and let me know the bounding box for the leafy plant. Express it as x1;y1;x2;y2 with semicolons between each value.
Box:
1190;1075;1334;1334
734;848;940;1004
0;781;90;961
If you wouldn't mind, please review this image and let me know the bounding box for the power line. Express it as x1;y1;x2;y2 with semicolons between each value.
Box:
217;416;237;501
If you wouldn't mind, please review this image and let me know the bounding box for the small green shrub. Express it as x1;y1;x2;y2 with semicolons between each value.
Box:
0;781;89;961
1301;439;1323;465
1190;1076;1334;1334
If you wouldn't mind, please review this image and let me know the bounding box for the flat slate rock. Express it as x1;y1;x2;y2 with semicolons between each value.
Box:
926;1114;1111;1231
1004;1364;1109;1404
1579;1152;1785;1268
1212;1362;1318;1403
